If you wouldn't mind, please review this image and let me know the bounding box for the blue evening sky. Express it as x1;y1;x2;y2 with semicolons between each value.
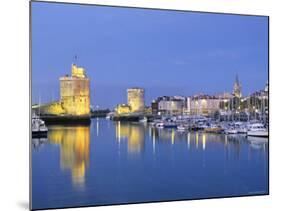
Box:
31;2;268;109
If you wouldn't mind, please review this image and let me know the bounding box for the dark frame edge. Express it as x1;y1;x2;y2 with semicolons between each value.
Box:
29;0;32;210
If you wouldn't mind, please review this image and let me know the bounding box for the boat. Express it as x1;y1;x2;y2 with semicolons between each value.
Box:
139;117;148;123
204;124;224;133
225;128;238;134
163;122;177;129
237;127;247;134
177;125;186;131
233;122;248;134
247;123;268;137
155;122;164;129
32;114;48;138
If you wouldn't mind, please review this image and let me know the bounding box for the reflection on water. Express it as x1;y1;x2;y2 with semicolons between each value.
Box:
32;119;268;210
48;125;90;187
115;121;145;154
114;121;267;161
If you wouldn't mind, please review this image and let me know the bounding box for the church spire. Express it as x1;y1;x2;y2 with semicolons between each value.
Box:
233;74;242;98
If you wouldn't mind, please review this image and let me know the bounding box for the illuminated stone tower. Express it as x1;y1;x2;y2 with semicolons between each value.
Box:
127;87;145;113
233;74;242;98
60;64;90;116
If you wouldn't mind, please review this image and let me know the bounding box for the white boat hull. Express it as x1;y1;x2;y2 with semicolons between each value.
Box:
247;130;268;137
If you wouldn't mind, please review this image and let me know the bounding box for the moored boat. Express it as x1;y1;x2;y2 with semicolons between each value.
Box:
247;123;268;137
163;122;177;129
32;114;48;138
139;117;148;123
177;125;186;131
225;128;238;134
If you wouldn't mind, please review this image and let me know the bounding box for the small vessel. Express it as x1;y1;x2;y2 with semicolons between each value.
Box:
32;114;48;138
139;117;148;123
237;127;247;134
163;122;177;129
204;124;224;133
177;125;186;131
233;122;248;134
225;128;238;134
155;122;164;129
247;123;268;138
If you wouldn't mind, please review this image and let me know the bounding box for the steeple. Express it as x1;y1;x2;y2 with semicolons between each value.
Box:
233;74;242;98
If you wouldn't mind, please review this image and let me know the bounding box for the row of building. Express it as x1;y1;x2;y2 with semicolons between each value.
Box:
115;75;269;121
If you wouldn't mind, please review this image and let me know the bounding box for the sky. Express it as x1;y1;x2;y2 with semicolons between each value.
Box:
31;2;268;109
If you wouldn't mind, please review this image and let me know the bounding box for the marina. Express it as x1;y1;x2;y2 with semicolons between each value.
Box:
133;114;269;138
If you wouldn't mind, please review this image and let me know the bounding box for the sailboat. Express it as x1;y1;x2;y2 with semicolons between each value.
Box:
32;95;48;138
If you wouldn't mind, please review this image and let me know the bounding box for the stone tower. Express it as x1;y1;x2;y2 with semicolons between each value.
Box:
127;88;145;113
59;64;90;116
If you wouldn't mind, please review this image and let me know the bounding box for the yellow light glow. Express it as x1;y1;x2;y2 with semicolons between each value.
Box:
202;133;206;150
171;129;175;145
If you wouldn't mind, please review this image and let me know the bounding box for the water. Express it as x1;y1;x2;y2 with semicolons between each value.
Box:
32;119;268;210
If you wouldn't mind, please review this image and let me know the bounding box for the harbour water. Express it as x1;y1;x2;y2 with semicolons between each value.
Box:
32;118;268;210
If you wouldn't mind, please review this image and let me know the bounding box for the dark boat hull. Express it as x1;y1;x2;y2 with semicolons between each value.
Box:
32;131;48;138
40;115;91;125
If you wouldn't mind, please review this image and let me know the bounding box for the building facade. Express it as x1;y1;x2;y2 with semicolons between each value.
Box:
189;95;221;116
127;87;145;113
115;104;131;114
151;96;186;115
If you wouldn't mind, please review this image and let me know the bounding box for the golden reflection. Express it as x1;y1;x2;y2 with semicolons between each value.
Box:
48;125;90;187
115;122;144;154
202;133;206;150
196;132;199;148
152;128;156;154
171;129;175;145
187;133;190;149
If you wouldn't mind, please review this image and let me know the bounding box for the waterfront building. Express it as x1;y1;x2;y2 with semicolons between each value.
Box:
127;87;145;113
189;94;221;116
32;63;91;117
151;96;186;115
115;104;131;115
